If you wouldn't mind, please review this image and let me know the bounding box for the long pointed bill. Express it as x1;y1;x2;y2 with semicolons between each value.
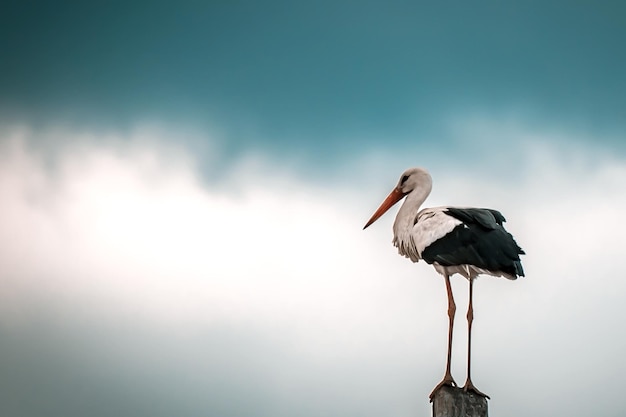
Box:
363;188;406;229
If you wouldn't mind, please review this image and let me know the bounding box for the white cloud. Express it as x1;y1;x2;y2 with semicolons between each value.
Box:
0;126;436;348
1;123;625;417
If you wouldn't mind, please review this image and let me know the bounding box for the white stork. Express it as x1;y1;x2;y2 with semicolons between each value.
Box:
363;167;525;400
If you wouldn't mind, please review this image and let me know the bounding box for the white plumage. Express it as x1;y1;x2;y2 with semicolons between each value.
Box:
411;208;463;257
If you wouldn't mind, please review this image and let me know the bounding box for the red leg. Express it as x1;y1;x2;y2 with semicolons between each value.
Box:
462;278;490;399
429;273;457;401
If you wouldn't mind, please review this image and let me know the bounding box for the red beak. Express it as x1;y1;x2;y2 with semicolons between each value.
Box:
363;188;406;229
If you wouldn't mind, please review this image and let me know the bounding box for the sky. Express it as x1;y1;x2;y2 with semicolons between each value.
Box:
1;2;625;416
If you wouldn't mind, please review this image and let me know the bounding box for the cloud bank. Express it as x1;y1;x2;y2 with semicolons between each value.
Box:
1;123;625;417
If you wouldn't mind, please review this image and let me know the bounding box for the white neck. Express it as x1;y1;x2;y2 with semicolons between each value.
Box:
393;183;431;237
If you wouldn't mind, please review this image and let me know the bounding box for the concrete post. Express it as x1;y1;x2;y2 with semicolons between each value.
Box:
431;386;488;417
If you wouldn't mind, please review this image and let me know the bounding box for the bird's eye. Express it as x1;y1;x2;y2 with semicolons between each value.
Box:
400;175;409;184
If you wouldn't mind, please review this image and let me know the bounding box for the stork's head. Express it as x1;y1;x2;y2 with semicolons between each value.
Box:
363;167;432;229
395;167;432;195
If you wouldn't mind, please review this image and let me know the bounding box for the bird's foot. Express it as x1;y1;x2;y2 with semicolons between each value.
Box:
429;375;457;402
462;379;490;399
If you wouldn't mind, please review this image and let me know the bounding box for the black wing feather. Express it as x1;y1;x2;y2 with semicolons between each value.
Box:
421;208;525;278
445;207;506;228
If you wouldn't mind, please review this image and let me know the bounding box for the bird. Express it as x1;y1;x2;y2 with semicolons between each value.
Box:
363;167;524;401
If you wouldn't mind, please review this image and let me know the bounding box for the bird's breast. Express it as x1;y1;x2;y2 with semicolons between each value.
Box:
393;231;421;262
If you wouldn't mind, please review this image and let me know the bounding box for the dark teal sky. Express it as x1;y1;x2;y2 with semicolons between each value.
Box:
2;1;625;161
